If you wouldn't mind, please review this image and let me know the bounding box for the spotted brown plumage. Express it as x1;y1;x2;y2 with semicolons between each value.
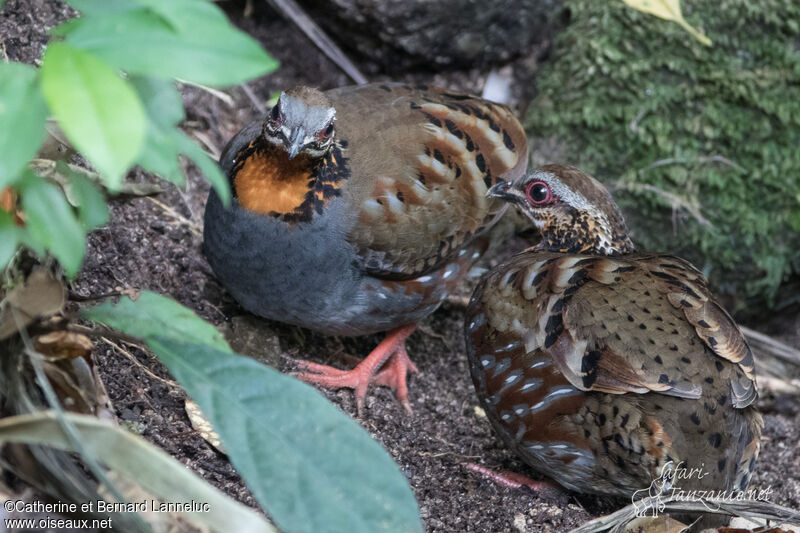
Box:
465;165;762;502
203;82;528;413
329;83;527;279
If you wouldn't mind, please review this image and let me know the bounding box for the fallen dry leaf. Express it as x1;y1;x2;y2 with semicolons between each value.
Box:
34;330;93;359
622;0;712;46
0;269;65;340
185;400;226;454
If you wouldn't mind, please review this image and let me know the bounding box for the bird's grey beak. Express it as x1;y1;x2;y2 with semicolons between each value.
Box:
287;127;305;160
486;180;523;205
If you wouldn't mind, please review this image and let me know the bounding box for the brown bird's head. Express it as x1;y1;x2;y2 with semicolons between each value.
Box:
487;164;634;256
262;86;337;160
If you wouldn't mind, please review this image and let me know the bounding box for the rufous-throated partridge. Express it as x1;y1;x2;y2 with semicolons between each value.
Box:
204;83;528;414
465;165;762;505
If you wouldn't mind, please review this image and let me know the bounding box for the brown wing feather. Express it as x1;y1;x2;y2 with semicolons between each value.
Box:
496;252;757;407
327;83;528;279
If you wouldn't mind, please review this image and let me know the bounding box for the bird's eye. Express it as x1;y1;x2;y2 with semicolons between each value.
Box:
319;122;334;140
525;181;552;205
270;103;281;122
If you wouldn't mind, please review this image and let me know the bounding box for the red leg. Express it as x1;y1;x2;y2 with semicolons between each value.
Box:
294;324;417;415
466;463;557;492
372;344;419;414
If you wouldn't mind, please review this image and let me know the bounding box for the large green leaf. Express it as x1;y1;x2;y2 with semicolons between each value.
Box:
135;123;185;185
130;76;184;128
20;172;85;276
64;0;141;16
129;76;230;203
0;411;275;533
62;5;278;86
170;129;230;204
138;0;244;35
66;171;110;228
154;339;423;533
40;43;145;190
85;292;423;533
130;76;186;185
0;63;48;188
84;291;230;351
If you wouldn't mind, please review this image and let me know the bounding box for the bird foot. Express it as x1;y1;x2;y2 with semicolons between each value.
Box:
466;463;562;497
372;345;418;414
293;324;417;416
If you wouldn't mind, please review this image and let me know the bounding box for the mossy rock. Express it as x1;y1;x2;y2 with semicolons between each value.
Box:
525;0;800;315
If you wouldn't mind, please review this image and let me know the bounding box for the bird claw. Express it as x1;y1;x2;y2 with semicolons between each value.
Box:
293;325;417;416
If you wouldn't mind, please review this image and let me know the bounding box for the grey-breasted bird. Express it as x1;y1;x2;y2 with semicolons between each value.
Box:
203;83;528;413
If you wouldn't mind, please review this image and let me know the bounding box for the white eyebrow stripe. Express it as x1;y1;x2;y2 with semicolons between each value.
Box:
527;170;592;210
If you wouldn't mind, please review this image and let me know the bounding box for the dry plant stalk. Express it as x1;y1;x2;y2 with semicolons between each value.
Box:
570;494;800;533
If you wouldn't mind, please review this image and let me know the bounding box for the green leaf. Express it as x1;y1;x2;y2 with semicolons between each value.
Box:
84;290;231;352
136;0;236;35
130;76;184;128
0;63;48;188
40;43;145;190
135;125;185;185
129;76;185;185
0;211;21;270
84;292;424;533
128;76;228;198
0;411;275;533
158;339;423;533
64;0;142;16
171;129;230;204
66;171;110;228
19;172;85;276
62;6;278;86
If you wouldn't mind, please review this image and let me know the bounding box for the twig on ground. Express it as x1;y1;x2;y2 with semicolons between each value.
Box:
177;79;235;108
145;196;202;237
189;130;221;161
102;338;181;389
742;326;800;366
241;82;267;114
265;0;368;84
68;287;140;303
757;375;800;394
570;493;800;533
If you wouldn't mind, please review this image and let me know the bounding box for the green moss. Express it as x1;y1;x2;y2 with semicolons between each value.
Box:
526;0;800;313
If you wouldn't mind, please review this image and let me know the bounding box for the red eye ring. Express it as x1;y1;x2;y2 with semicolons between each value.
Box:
318;122;334;140
525;181;553;205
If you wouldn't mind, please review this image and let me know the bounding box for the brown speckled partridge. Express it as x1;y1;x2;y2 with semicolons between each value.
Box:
465;165;762;500
204;83;528;413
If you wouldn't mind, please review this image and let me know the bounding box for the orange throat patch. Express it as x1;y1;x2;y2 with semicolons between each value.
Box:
233;144;314;216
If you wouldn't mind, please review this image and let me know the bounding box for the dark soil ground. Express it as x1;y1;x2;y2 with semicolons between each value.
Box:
2;0;800;531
